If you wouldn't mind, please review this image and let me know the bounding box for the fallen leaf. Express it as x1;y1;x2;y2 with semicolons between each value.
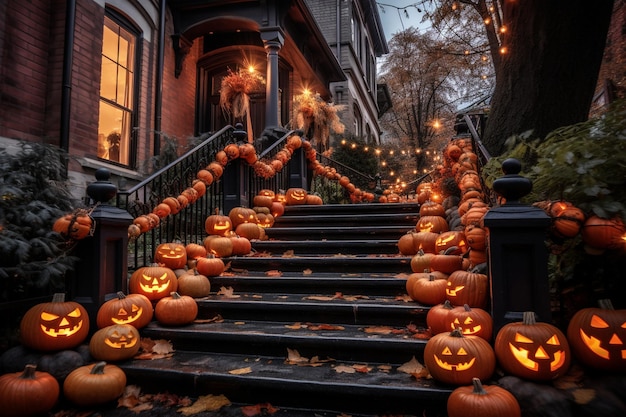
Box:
378;364;392;372
241;403;279;416
194;314;224;324
285;348;310;364
285;322;304;329
282;250;295;257
306;323;345;331
228;366;253;375
353;364;372;373
342;294;370;301
217;286;240;298
396;294;413;302
177;394;231;415
265;270;283;277
129;403;154;413
397;356;429;378
303;268;313;275
363;326;397;334
118;385;142;409
334;365;356;373
152;339;175;355
304;295;337;301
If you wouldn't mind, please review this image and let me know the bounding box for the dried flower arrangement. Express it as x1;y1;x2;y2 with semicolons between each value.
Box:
294;92;345;152
219;68;265;119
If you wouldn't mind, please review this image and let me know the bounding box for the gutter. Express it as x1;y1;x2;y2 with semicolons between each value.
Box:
60;0;76;154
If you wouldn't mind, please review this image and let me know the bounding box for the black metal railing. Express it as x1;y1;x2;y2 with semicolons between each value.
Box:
118;126;235;269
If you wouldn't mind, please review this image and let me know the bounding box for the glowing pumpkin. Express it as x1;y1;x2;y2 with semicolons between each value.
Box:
129;264;178;301
20;293;90;351
424;328;496;385
446;304;493;341
566;299;626;372
229;206;258;228
494;311;571;381
416;215;449;233
445;269;489;309
154;242;187;269
96;291;153;329
435;231;467;255
285;188;308;205
89;323;141;361
205;209;232;236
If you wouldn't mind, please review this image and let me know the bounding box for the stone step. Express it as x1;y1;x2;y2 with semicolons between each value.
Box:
250;239;401;255
223;254;413;273
194;292;428;326
139;318;430;363
273;212;419;227
263;225;413;240
211;271;408;295
119;350;452;416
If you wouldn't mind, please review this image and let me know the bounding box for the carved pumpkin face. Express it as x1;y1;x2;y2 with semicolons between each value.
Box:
285;188;307;205
205;212;232;236
495;312;571;381
20;293;90;351
96;292;154;329
567;302;626;371
424;328;496;385
154;242;187;269
447;304;493;342
89;323;141;361
129;265;178;301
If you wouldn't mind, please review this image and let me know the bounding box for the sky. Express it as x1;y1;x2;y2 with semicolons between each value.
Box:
376;1;430;42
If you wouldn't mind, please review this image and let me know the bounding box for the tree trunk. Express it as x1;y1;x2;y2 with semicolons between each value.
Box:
482;0;614;156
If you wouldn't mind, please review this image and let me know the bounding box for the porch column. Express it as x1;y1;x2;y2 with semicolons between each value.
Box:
260;28;284;128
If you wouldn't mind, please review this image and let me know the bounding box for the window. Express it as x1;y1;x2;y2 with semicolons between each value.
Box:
351;13;361;60
98;14;137;166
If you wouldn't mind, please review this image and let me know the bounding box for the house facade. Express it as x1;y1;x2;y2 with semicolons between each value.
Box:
0;0;388;200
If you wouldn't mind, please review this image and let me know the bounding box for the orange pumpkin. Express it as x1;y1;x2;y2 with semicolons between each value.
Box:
285;188;308;205
155;292;198;326
205;210;232;236
53;210;95;240
195;255;225;277
416;215;449;233
445;269;489;309
96;291;153;329
154;242;187;269
129;264;178;301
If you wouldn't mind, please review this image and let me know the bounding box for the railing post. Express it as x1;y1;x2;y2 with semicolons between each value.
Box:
288;147;308;189
223;124;250;212
70;168;133;331
483;158;552;337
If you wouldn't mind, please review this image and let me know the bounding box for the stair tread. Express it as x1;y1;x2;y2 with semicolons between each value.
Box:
197;292;421;308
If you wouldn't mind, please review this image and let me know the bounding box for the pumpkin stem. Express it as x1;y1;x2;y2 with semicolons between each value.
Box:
443;246;458;255
443;299;453;309
463;304;471;312
598;299;614;310
20;364;38;379
90;361;107;375
116;291;127;299
52;293;66;303
471;377;488;395
522;311;537;325
171;292;182;299
450;327;464;337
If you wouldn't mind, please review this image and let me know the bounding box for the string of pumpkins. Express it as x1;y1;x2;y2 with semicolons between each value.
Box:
125;134;374;241
399;138;626;416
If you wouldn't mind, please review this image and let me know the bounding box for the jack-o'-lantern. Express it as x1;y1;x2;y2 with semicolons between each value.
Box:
129;264;178;301
581;215;626;251
204;235;234;257
253;194;274;208
96;291;153;329
424;328;496;385
20;293;90;352
446;304;493;341
258;189;275;198
435;231;467;255
446;269;488;309
205;209;232;236
567;299;626;372
256;212;275;228
224;143;240;160
89;323;140;361
416;215;449;233
229;206;258;228
420;201;446;217
495;311;571;381
285;188;308;205
465;225;487;251
154;242;187;269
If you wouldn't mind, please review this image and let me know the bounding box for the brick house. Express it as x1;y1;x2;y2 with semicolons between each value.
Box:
0;0;389;200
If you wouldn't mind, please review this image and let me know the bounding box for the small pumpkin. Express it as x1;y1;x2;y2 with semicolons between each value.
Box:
548;201;586;238
0;364;60;417
285;188;308;205
128;264;178;301
566;299;626;372
410;250;435;273
20;293;90;352
434;231;467;255
427;300;455;335
424;328;496;385
185;243;208;260
52;209;95;240
581;215;626;251
408;272;448;306
205;209;232;236
445;269;489;309
195;254;225;277
447;377;521;417
96;291;154;329
229;206;258;228
229;233;252;255
204;235;234;257
155;292;198;326
154;242;187;269
446;304;493;341
89;323;141;361
63;361;126;406
416;215;449;233
177;269;212;298
494;311;571;381
419;201;446;217
235;222;264;240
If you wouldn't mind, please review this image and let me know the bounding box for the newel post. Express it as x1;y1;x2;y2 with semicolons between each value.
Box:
70;168;133;330
483;158;552;336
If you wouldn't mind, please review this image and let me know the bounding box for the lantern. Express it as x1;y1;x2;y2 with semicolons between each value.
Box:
424;328;496;385
89;323;141;361
96;291;154;329
154;242;187;269
494;311;571;381
20;293;90;351
445;269;489;309
129;264;178;301
566;299;626;372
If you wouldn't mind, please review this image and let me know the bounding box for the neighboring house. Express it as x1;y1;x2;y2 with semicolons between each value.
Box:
0;0;387;201
305;0;390;146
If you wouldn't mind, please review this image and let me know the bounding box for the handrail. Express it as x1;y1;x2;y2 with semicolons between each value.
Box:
463;114;491;166
316;153;376;190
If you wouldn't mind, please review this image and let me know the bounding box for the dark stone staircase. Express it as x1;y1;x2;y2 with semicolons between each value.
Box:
119;203;453;416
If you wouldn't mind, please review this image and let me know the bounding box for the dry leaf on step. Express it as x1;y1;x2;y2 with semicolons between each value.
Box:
397;356;429;378
177;394;231;415
228;366;253;375
282;250;295;257
265;270;282;277
217;286;240;298
334;365;356;374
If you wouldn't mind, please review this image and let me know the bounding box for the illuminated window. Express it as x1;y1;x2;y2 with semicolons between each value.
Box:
98;14;137;166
